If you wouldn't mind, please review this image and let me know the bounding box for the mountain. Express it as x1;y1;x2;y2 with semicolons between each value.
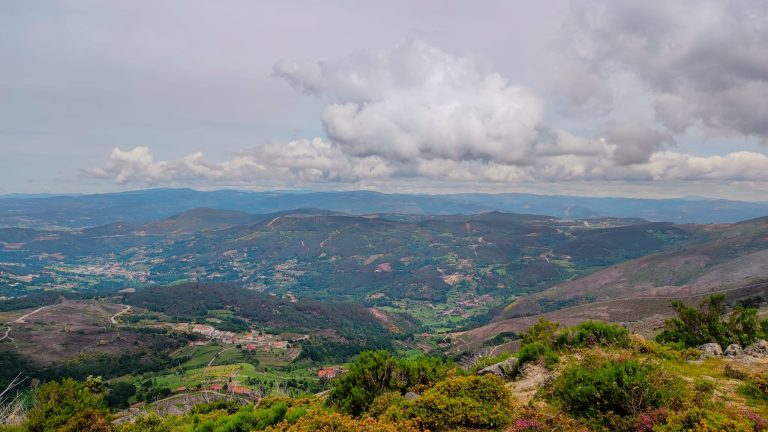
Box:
501;217;768;319
0;209;690;330
2;188;768;229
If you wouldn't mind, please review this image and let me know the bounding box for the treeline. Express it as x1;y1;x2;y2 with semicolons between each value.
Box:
125;283;408;362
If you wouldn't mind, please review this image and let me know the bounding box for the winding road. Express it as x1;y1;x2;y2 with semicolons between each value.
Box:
6;305;52;324
110;305;131;324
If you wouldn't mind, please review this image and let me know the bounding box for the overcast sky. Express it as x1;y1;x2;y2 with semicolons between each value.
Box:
2;0;767;200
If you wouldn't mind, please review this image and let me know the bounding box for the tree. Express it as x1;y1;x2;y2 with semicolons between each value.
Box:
104;381;136;409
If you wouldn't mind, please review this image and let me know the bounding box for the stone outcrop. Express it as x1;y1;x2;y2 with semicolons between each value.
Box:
477;357;519;378
724;344;743;357
745;339;768;357
698;343;723;357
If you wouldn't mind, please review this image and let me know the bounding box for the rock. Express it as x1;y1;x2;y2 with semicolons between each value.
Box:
698;342;723;357
404;392;420;401
745;339;768;357
724;344;743;357
477;357;519;378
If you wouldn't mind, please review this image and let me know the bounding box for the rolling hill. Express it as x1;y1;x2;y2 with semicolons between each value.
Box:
502;217;768;318
3;188;768;229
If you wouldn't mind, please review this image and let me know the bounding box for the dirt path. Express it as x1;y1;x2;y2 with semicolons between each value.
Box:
6;304;53;324
0;326;11;342
207;347;235;368
110;305;131;324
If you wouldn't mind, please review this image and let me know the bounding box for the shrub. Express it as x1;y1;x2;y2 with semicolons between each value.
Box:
390;374;513;430
556;321;629;348
195;402;287;432
654;407;755;432
656;294;768;348
547;357;687;420
25;378;108;432
59;409;113;432
284;411;420;432
738;372;768;404
329;351;449;416
516;342;559;370
515;320;629;373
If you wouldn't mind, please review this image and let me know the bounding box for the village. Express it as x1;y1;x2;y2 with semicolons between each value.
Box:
168;322;306;351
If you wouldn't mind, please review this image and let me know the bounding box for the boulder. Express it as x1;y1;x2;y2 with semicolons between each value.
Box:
697;343;723;357
745;339;768;357
477;357;518;378
404;392;420;401
724;344;743;357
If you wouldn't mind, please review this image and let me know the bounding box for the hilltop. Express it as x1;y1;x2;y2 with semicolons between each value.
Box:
3;189;768;229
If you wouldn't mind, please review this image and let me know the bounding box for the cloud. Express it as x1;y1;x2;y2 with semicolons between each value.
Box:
563;0;768;141
276;39;551;164
87;39;768;191
600;123;675;166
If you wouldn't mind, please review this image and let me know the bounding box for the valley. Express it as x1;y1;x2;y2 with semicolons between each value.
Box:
1;195;768;431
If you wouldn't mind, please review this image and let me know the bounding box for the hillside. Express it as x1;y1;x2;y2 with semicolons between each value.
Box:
503;217;768;318
0;210;692;330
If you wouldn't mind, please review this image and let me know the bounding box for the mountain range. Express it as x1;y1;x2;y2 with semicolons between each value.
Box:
3;188;768;229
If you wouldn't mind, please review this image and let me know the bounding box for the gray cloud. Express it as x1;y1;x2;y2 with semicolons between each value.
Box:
87;39;768;189
563;0;768;141
601;123;675;165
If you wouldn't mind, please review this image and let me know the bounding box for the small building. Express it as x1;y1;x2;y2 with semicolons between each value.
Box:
174;386;187;393
317;367;342;380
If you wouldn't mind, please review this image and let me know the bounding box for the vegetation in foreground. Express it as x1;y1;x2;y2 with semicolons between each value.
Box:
1;295;767;431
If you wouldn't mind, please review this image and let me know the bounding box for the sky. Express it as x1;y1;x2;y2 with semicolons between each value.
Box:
2;1;768;200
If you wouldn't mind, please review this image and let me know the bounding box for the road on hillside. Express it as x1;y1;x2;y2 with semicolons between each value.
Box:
6;304;53;324
207;347;235;368
110;305;131;324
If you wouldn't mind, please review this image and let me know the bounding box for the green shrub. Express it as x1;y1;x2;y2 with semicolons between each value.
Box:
329;351;449;416
654;407;755;432
25;377;108;432
738;373;768;404
556;321;629;348
195;402;287;432
547;357;687;420
516;342;559;370
389;375;513;430
656;294;768;348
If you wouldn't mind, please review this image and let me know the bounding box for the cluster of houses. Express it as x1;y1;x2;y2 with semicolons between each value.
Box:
170;323;298;351
316;366;344;380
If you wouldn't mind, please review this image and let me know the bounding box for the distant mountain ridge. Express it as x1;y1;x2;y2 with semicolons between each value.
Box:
1;188;768;229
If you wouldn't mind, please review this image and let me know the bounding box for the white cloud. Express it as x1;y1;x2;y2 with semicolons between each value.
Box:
276;39;550;164
87;39;768;192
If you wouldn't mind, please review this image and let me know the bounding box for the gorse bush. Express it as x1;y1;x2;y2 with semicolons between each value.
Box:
284;411;420;432
329;350;449;416
656;294;768;348
385;374;513;431
25;377;109;432
556;320;630;348
514;319;629;371
195;402;288;432
548;356;687;420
